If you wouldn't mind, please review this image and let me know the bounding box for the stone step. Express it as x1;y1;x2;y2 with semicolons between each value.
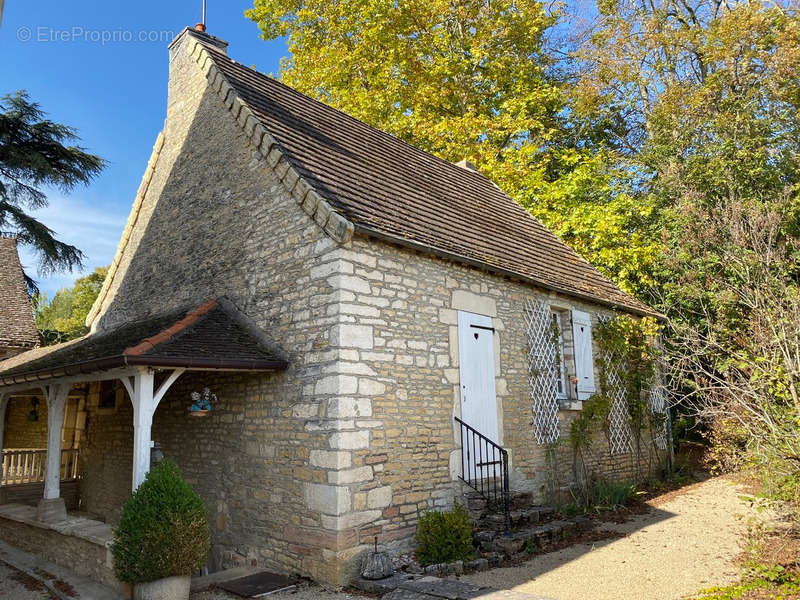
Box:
478;505;556;531
464;490;537;515
474;516;591;556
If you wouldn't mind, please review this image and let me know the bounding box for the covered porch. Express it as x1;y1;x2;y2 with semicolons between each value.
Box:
0;299;287;591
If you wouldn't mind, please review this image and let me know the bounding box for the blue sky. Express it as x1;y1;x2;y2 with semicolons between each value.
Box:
1;1;288;297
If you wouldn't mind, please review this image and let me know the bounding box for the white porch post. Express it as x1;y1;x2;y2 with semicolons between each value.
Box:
38;383;70;522
123;368;184;491
0;393;7;454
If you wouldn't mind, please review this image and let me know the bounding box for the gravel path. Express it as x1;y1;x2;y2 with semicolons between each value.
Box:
192;477;760;600
461;476;759;600
0;561;56;599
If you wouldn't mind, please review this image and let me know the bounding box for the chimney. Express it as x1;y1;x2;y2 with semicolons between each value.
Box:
455;159;478;172
168;26;229;60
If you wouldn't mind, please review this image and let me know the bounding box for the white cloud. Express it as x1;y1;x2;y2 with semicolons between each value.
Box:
16;195;127;297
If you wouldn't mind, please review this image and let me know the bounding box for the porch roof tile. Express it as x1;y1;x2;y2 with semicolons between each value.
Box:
0;299;287;388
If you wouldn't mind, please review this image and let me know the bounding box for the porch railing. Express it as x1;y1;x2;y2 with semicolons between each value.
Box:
455;416;511;535
0;449;80;486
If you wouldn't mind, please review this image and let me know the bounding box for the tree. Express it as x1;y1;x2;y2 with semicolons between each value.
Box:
0;91;105;292
573;0;800;298
246;0;670;295
667;196;800;501
34;266;107;344
574;1;800;480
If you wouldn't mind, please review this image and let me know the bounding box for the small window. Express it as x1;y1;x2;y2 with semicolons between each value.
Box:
98;380;119;410
551;310;567;399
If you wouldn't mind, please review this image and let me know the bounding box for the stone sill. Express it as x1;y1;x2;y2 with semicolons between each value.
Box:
559;399;583;412
0;503;113;548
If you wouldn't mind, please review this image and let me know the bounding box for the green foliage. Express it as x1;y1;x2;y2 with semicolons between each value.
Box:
111;460;210;584
560;478;638;514
0;91;105;291
245;0;662;295
567;315;666;493
33;266;107;344
588;479;637;511
568;394;611;455
703;417;749;475
692;519;800;598
415;504;474;566
693;561;800;599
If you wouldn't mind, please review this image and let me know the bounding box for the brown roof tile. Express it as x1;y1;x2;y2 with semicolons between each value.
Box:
0;300;287;386
205;45;657;317
0;236;39;351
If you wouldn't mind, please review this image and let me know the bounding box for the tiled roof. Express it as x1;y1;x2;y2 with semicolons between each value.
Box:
204;44;657;317
0;236;39;351
0;299;287;387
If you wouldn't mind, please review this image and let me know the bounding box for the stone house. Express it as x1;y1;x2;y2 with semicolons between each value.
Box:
0;26;666;588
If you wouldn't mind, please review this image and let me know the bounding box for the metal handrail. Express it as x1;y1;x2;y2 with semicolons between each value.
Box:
454;416;511;535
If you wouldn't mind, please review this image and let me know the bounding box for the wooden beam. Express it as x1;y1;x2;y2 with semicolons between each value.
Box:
0;393;7;454
41;383;70;501
0;368;143;396
153;369;185;407
130;368;184;490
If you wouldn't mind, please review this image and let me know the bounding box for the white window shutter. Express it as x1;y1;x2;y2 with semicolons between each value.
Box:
571;310;596;398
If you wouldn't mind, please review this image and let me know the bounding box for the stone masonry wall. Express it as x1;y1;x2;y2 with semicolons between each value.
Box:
3;396;47;449
303;234;667;556
0;516;118;589
77;32;378;586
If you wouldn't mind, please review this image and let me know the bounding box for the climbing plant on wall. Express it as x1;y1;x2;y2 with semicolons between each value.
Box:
567;314;668;494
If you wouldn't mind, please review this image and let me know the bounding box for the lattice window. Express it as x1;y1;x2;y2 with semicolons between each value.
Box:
524;299;561;445
649;361;670;450
598;315;633;455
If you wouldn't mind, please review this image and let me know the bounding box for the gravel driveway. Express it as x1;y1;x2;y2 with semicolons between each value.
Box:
460;476;760;600
192;477;760;600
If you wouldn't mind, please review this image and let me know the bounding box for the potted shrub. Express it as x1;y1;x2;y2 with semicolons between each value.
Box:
112;460;210;600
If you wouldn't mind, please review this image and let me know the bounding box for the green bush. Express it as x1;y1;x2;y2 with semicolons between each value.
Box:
415;504;474;566
589;479;637;510
112;460;210;584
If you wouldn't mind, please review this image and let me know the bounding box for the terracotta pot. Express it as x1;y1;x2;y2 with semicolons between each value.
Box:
133;575;190;600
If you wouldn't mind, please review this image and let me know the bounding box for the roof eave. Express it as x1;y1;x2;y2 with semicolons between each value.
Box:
353;224;664;321
0;354;289;388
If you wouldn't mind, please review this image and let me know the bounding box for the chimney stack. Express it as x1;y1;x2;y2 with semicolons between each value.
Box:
455;159;478;172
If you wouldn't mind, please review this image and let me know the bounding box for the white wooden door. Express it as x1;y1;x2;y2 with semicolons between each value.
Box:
458;311;499;480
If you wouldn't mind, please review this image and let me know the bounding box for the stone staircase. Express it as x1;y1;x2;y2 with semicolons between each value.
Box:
354;491;591;600
464;490;591;559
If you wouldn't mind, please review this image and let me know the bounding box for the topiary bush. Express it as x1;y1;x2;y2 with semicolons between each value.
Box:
415;504;474;566
112;459;210;584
